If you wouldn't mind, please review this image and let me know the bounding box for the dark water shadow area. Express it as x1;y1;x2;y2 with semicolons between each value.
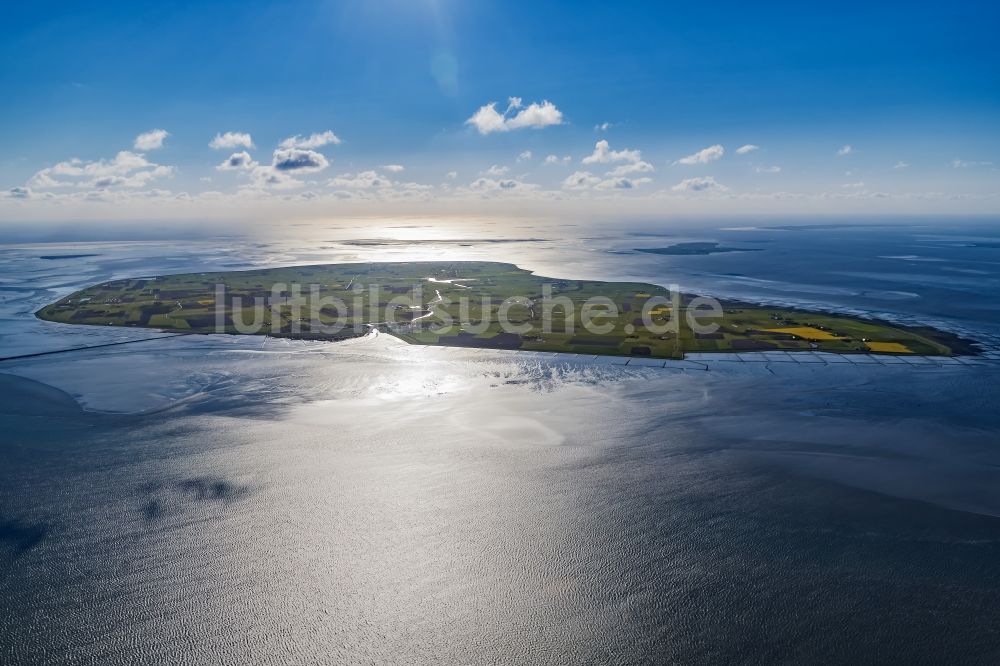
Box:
0;517;49;561
138;477;254;524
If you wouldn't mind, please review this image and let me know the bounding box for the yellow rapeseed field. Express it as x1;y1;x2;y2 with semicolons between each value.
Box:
866;341;913;353
764;326;845;341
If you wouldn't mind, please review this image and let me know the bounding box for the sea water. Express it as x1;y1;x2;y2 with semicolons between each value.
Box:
2;221;1000;664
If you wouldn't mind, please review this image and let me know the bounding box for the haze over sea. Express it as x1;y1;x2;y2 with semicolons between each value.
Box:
0;218;998;663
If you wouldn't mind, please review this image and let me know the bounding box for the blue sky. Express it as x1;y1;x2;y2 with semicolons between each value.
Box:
2;0;998;221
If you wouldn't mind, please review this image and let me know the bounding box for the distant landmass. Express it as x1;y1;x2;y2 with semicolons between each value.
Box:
636;242;763;256
337;238;546;246
39;254;101;260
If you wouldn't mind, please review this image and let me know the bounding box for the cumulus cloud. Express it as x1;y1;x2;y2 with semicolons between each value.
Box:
325;176;433;201
564;142;655;189
381;164;405;172
234;147;332;190
245;166;303;190
607;160;654;177
134;129;169;151
115;172;175;189
595;176;651;190
674;144;724;165
562;171;602;190
671;176;728;192
517;150;532;162
466;103;507;135
561;169;650;191
582;140;641;165
210;132;254;150
735;144;759;155
544;154;571;165
467;177;537;192
505;101;563;130
594;122;614;131
28;151;175;190
837;145;853;156
327;170;393;189
446;170;458;179
482;164;509;177
466;97;564;134
216;151;258;171
279;130;341;149
6;186;33;199
271;148;329;173
894;161;910;169
755;165;782;174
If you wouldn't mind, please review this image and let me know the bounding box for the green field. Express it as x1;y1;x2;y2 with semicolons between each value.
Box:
36;261;969;358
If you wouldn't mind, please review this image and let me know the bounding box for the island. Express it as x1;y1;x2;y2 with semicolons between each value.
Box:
36;261;971;359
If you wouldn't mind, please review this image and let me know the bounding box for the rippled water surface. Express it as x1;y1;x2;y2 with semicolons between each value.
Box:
2;221;1000;664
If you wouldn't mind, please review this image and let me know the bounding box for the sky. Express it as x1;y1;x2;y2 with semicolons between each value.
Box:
1;0;999;224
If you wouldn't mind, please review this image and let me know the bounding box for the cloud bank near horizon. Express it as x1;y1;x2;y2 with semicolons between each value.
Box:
4;112;998;219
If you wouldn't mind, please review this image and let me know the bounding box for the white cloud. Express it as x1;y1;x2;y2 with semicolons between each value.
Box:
562;171;602;190
595;177;651;190
28;150;175;190
216;151;258;171
5;186;34;199
951;158;992;168
517;150;532;162
594;122;614;131
735;144;759;155
582;140;641;165
894;161;910;169
482;164;509;177
245;166;303;190
544;154;571;165
837;145;853;156
90;167;175;189
755;165;782;174
842;181;865;188
607;160;654;177
671;176;728;192
467;177;538;192
209;132;254;150
505;101;563;130
236;148;331;190
446;170;458;179
134;129;169;151
466;98;564;134
279;130;341;149
324;171;433;200
327;170;393;189
674;144;724;165
466;103;507;135
381;164;405;172
561;169;651;191
271;148;329;173
283;167;435;201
